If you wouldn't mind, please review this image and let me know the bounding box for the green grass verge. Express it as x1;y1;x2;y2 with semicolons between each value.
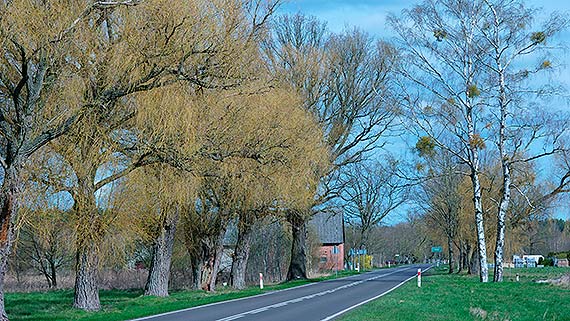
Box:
5;269;362;321
340;266;570;321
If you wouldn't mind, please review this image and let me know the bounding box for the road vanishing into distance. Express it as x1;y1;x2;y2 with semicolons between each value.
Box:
132;264;432;321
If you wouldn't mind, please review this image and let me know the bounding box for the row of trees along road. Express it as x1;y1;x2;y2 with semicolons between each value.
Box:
1;0;570;320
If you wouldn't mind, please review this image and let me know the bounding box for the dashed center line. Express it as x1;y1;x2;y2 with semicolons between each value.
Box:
216;267;410;321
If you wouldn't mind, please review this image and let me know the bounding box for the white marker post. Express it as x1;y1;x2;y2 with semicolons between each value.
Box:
417;268;422;288
259;273;264;289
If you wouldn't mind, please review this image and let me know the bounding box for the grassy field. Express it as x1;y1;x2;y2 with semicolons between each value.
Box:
5;270;361;321
340;266;570;321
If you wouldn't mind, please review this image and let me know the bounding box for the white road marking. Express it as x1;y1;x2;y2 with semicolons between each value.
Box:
129;278;319;321
130;266;426;321
319;266;433;321
215;267;411;321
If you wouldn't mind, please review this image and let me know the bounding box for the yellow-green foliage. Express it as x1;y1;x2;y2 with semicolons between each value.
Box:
467;84;481;98
194;84;330;211
416;136;436;157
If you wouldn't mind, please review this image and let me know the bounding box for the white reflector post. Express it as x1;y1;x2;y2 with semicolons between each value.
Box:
417;268;422;288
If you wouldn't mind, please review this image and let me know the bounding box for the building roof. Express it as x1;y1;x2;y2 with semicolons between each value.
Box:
309;209;344;245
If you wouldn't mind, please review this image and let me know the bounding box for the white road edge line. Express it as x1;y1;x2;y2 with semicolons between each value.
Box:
129;267;397;321
214;267;410;321
319;265;433;321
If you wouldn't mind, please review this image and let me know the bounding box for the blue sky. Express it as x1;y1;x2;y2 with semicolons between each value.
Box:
278;0;570;222
279;0;570;86
279;0;570;36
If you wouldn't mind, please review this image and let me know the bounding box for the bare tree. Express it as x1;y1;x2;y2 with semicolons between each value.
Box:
341;160;408;250
416;150;463;273
266;14;399;280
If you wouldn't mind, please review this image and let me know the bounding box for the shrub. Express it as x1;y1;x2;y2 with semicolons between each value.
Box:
542;257;554;266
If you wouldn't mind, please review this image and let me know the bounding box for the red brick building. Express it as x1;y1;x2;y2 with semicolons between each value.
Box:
310;210;345;272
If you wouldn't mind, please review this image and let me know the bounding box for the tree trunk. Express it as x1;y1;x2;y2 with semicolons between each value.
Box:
493;66;510;283
231;221;253;290
144;209;179;297
73;182;101;311
493;166;510;282
470;169;489;282
0;165;22;321
463;243;468;274
191;256;203;290
50;259;57;288
470;247;480;276
457;241;464;273
287;213;307;280
447;235;454;274
0;244;11;321
208;224;227;292
73;244;100;311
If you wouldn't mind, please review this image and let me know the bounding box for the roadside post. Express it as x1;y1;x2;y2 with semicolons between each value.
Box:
259;273;264;289
417;268;422;287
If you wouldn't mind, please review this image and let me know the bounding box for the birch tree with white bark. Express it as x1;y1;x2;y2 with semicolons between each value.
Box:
389;0;493;282
476;0;568;282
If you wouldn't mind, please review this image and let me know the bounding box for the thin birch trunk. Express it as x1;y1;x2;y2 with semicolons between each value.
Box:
493;61;510;283
471;169;488;282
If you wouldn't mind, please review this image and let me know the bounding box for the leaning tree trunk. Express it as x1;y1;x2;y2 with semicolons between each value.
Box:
73;243;100;311
447;235;454;274
230;220;254;290
287;212;308;281
144;209;179;297
0;165;22;321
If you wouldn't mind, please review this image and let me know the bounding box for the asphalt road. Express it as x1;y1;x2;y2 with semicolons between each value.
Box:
132;264;431;321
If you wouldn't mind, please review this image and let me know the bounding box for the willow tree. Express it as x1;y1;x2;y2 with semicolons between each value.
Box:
265;14;398;280
14;154;74;288
220;88;326;289
0;1;98;318
117;164;196;297
0;0;279;314
179;86;327;290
